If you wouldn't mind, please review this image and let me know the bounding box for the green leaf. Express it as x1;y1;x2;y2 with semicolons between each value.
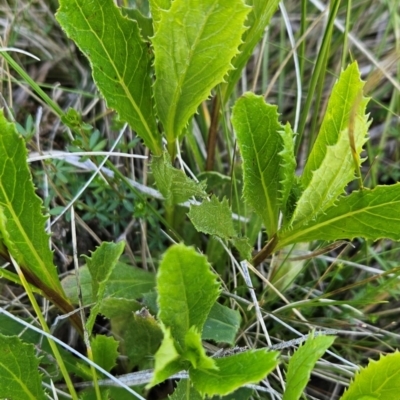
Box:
56;0;162;154
157;244;220;348
188;196;236;239
0;110;65;296
302;62;367;187
283;333;336;400
83;241;125;335
232;92;285;236
340;351;400;399
123;309;163;367
153;0;250;143
121;8;154;41
278;184;400;249
169;379;203;400
222;0;280;102
149;326;186;388
149;0;171;32
91;334;119;373
152;152;207;207
0;334;46;400
62;262;155;305
190;349;279;396
183;327;217;370
279;123;297;217
230;236;253;260
202;302;241;345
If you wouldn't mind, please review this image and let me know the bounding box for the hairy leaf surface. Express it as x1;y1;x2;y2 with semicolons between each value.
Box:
91;334;119;373
56;0;162;154
302;62;366;187
340;351;400;399
153;0;249;142
190;349;279;396
0;334;46;400
279;184;400;248
232;93;285;236
188;196;236;239
157;244;220;347
283;334;335;400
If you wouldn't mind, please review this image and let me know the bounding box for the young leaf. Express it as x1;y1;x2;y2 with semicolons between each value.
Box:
149;326;186;388
202;302;241;345
301;62;367;187
188;196;236;240
232;92;285;237
290;125;368;226
0;334;46;400
91;334;119;373
278;184;400;249
62;262;155;305
151;152;207;206
0;111;70;305
340;351;400;399
157;244;220;348
169;379;203;400
222;0;280;102
56;0;162;154
190;349;279;396
83;241;125;335
183;327;217;370
152;0;250;143
283;333;336;400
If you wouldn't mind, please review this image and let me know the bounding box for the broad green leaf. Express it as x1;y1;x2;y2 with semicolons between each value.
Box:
232;93;285;236
157;244;220;348
56;0;162;154
230;237;253;261
0;334;46;400
214;387;253;400
222;0;280;103
190;349;279;396
83;241;125;335
188;196;236;240
149;0;171;32
340;351;400;399
302;62;366;187
152;152;207;206
169;379;203;400
202;302;241;345
279;123;297;217
91;334;119;373
62;262;155;305
183;327;217;370
153;0;250;143
278;184;400;249
0;110;65;296
123;309;163;367
149;326;187;388
283;333;336;400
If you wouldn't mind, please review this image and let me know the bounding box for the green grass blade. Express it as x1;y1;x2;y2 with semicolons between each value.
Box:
56;0;162;154
152;0;249;146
